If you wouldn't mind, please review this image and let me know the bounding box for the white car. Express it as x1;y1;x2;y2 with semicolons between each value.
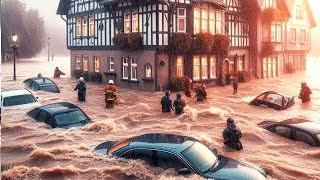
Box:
1;89;40;108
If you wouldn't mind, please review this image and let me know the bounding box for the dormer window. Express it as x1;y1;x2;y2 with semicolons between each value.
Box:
296;5;303;19
124;11;139;33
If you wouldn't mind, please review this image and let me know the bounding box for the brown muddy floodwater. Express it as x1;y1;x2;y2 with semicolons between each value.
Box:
1;57;320;180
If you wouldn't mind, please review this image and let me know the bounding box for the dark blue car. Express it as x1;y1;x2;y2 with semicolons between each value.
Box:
94;133;268;180
27;102;91;129
24;77;60;93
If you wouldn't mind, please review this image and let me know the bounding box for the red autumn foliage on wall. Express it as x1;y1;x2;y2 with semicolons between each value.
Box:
170;33;192;55
261;42;276;58
212;34;231;57
113;33;143;50
194;32;214;55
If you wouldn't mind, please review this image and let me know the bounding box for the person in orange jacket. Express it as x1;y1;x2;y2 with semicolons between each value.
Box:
103;80;117;108
54;67;65;78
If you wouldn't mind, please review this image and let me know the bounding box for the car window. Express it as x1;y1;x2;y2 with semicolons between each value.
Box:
37;111;50;123
3;94;37;107
295;131;317;146
27;108;41;119
156;151;187;170
31;81;39;90
121;149;154;166
257;93;283;105
40;85;59;93
275;126;292;139
54;110;89;127
182;142;218;174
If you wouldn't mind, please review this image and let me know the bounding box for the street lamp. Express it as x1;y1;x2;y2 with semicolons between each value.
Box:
11;33;18;81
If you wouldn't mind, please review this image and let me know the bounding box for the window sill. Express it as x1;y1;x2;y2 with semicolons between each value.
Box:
121;79;139;83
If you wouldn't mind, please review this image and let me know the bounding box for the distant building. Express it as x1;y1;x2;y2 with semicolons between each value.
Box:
57;0;315;91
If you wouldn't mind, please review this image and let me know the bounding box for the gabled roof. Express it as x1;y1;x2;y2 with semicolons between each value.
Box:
284;0;316;27
56;0;71;15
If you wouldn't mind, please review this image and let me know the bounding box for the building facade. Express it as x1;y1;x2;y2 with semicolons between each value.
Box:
57;0;315;91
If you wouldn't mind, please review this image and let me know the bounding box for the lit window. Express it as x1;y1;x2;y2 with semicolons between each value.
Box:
193;56;200;80
238;59;244;72
177;8;186;32
291;29;296;42
83;55;88;71
82;18;88;36
264;0;276;8
122;58;128;79
124;13;131;33
89;16;95;36
145;64;152;78
300;29;306;43
271;25;276;42
132;12;139;32
109;57;114;71
210;56;216;78
94;56;100;72
194;9;200;34
131;58;137;80
75;55;81;70
209;12;215;34
201;57;208;79
177;57;184;77
216;12;222;34
276;25;282;42
201;10;208;32
76;18;82;37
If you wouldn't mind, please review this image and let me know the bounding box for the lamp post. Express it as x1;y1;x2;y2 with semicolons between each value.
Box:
11;33;18;81
48;37;51;62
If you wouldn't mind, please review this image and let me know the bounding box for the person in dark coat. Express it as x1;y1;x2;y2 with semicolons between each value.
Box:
299;81;312;103
195;84;207;101
161;90;173;113
223;117;243;151
74;77;86;101
233;79;238;94
173;92;186;115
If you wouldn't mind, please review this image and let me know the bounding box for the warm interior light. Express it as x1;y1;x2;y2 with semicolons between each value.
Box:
12;33;18;42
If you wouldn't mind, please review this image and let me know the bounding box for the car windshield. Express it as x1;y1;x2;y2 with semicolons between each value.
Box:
34;78;54;85
3;94;36;107
258;93;283;106
54;110;89;127
40;85;59;93
182;142;218;174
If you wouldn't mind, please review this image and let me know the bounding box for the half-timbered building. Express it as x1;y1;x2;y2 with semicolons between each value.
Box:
57;0;315;91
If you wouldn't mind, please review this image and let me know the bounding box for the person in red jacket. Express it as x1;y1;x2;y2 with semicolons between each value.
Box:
299;81;312;103
54;67;65;78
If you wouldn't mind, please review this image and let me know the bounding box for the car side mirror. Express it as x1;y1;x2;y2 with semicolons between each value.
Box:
178;168;191;175
212;148;218;154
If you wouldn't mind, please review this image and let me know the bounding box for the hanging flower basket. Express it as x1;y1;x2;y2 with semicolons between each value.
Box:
89;72;102;83
113;33;143;50
194;32;214;55
261;42;276;58
212;34;231;57
170;33;192;55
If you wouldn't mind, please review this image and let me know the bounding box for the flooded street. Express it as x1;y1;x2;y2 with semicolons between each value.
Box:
1;57;320;180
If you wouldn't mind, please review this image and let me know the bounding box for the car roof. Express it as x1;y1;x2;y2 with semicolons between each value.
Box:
129;133;197;150
287;122;320;135
26;77;55;85
37;102;81;115
1;89;32;98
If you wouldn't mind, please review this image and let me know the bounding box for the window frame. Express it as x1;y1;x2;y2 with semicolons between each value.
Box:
89;16;95;36
145;64;152;78
131;58;138;81
94;56;100;72
132;11;139;33
201;57;208;79
193;56;201;81
75;55;81;70
177;56;184;78
122;57;129;79
82;55;88;71
109;57;115;72
124;12;131;33
291;28;296;43
177;8;186;33
210;56;216;79
76;18;82;37
82;18;88;36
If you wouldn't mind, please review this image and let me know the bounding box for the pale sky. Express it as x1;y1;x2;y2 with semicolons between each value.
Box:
20;0;320;57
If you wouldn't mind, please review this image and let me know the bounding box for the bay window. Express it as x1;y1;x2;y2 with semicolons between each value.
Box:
124;11;138;33
177;57;184;77
216;12;222;34
76;18;81;37
177;8;186;32
94;56;100;72
82;18;88;36
122;58;129;79
194;9;222;34
201;57;208;79
82;55;88;71
209;12;215;34
194;9;201;34
193;56;200;80
75;55;81;70
210;56;216;78
89;16;95;36
131;58;137;80
201;10;208;32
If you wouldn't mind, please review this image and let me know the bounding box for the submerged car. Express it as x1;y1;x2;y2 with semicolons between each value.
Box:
27;102;91;129
1;89;40;108
94;133;268;180
250;91;294;110
23;77;60;93
259;119;320;147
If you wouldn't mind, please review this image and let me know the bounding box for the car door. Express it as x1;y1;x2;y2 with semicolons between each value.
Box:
293;130;318;147
120;149;155;166
273;125;293;140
